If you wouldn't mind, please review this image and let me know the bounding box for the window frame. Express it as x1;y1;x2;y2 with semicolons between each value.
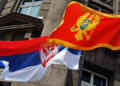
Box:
91;0;114;7
87;0;113;14
81;69;108;86
18;0;42;17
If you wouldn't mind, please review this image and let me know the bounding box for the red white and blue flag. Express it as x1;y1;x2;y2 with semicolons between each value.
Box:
0;36;81;82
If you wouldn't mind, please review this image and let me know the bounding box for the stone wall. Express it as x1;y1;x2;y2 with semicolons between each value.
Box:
11;65;67;86
1;0;16;15
114;80;120;86
38;0;52;19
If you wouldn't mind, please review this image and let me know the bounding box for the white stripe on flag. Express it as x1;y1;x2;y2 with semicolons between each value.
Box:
0;45;81;82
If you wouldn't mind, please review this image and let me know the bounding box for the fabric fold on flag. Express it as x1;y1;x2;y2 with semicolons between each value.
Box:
0;36;81;82
48;1;120;50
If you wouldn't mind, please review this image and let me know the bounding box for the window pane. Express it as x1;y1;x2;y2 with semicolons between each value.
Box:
94;75;106;86
88;4;99;11
19;7;29;15
29;6;40;17
88;3;113;13
81;71;91;83
101;9;113;14
22;0;33;5
100;0;113;6
34;0;42;4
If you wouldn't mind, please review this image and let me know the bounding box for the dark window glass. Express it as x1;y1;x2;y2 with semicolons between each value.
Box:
22;0;32;5
0;82;11;86
100;0;114;6
94;75;106;86
31;30;42;38
88;3;99;10
81;70;91;83
11;31;26;41
88;1;113;13
34;0;42;4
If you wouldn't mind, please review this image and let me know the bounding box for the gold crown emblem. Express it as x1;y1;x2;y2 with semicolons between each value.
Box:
71;13;101;41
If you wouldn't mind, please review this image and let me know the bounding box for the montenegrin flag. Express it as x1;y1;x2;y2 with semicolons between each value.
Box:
48;1;120;50
0;36;81;82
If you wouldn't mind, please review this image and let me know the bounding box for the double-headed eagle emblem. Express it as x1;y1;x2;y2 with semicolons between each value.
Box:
71;13;101;41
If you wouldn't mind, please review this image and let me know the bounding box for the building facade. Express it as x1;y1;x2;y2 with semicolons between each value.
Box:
0;0;119;86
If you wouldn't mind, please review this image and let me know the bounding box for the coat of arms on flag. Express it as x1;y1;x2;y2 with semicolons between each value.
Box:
48;1;120;50
40;44;59;67
71;13;102;41
0;36;81;82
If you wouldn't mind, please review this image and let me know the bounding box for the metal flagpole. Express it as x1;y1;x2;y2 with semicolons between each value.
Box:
77;51;86;86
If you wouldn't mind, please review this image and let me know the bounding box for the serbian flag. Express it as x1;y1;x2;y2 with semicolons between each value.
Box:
48;1;120;50
0;36;81;82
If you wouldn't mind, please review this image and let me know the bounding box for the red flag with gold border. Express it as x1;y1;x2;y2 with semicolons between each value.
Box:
48;1;120;50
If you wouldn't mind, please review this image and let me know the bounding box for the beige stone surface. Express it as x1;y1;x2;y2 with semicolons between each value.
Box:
38;65;67;86
1;0;16;15
114;80;120;86
41;4;51;11
71;70;79;80
39;10;49;18
1;7;11;15
43;0;52;4
4;0;15;8
11;65;67;86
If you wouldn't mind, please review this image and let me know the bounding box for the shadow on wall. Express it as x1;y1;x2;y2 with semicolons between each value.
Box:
0;82;11;86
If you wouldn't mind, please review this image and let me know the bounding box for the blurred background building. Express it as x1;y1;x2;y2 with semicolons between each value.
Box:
0;0;119;86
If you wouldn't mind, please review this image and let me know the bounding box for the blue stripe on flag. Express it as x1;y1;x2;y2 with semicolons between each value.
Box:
58;45;81;55
66;48;81;55
0;50;41;72
0;61;5;68
58;45;65;51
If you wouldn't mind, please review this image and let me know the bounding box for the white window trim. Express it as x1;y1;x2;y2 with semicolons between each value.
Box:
81;69;108;86
18;0;43;18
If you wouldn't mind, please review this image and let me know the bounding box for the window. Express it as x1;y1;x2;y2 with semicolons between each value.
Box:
88;0;113;14
19;0;42;17
88;3;113;13
81;69;108;86
100;0;114;6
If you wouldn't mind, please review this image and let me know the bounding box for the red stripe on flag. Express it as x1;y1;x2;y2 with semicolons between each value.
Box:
0;36;48;56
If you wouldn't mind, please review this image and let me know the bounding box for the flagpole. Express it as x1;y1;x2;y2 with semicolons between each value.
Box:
77;51;86;86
